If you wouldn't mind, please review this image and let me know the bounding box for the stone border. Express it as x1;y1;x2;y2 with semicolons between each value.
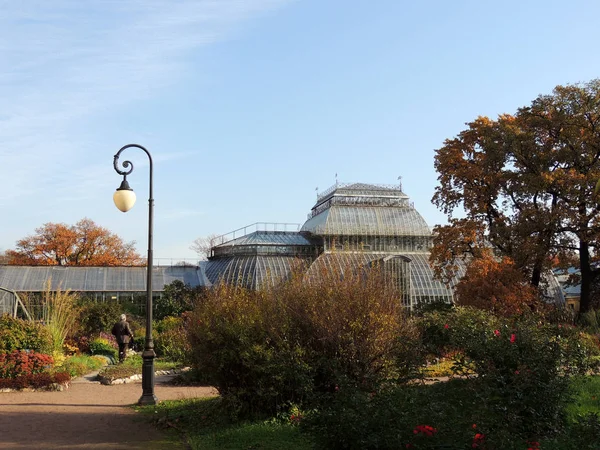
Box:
98;367;190;385
1;381;70;393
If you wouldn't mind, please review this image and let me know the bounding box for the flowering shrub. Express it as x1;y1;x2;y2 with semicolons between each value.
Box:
0;350;54;378
0;371;70;390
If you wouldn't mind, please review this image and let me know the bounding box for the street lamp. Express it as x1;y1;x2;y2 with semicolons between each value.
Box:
113;143;157;406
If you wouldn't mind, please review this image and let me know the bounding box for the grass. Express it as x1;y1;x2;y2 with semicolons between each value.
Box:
137;376;600;450
56;354;106;377
98;355;180;381
566;375;600;418
137;397;314;450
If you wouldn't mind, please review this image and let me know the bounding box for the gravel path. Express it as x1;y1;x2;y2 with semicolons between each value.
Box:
0;372;218;450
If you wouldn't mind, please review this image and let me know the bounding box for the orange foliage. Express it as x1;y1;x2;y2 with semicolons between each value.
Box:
7;218;143;266
454;253;539;316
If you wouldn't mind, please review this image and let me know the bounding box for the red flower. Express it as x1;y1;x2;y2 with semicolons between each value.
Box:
472;432;485;448
444;324;449;329
413;424;437;437
510;334;516;343
493;329;500;337
515;370;520;375
472;423;477;429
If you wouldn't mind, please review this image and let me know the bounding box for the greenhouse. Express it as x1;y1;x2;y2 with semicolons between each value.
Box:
0;265;204;302
205;182;466;307
0;181;566;308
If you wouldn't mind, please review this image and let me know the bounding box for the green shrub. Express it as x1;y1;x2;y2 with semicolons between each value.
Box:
445;308;593;438
78;300;123;337
0;315;53;354
579;308;600;333
154;280;202;320
187;265;420;418
154;316;191;362
187;284;314;417
88;337;118;360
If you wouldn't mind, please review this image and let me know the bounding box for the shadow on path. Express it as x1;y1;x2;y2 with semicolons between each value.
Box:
0;375;217;450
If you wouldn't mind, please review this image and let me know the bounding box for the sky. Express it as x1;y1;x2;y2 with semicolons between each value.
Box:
2;0;600;263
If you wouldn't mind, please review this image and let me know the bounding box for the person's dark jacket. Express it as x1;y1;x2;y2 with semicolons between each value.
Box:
111;320;134;344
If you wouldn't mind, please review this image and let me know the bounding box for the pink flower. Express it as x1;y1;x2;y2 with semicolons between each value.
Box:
510;334;516;343
494;329;501;337
444;324;449;329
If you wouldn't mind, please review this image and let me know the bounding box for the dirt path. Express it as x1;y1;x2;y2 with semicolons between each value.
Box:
0;373;217;450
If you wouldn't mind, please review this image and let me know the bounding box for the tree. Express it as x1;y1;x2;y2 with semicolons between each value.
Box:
190;233;219;260
454;251;539;316
432;79;600;313
154;280;203;320
7;218;143;266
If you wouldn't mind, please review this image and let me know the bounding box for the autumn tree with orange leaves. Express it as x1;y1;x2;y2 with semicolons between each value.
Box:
454;252;539;316
7;218;143;266
432;79;600;313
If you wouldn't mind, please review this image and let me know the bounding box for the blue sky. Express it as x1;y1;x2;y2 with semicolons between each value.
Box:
1;0;600;262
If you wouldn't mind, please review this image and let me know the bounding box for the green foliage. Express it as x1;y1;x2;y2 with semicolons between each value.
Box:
417;307;598;439
0;314;53;354
41;286;80;354
154;280;202;320
77;300;123;337
578;308;600;333
154;316;191;362
57;354;106;378
305;376;600;450
88;337;118;360
187;266;420;418
137;397;314;450
187;284;314;418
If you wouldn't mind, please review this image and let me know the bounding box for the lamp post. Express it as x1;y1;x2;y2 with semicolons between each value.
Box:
113;143;157;406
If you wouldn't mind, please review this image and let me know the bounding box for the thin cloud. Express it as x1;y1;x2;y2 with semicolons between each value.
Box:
0;0;293;207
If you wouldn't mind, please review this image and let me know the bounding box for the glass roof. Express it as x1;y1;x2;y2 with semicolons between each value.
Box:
301;205;431;236
204;256;309;290
0;266;203;292
214;231;314;247
301;182;431;237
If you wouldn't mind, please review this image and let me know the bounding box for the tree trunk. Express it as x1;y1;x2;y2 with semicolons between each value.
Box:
579;240;592;313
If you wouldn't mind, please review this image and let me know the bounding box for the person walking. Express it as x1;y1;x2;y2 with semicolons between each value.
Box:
111;314;134;363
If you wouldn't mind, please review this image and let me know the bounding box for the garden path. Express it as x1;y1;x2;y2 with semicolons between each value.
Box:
0;372;217;449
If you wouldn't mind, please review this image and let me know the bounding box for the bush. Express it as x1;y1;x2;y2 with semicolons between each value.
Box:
0;350;54;378
88;337;118;360
154;316;191;362
154;280;202;320
187;265;420;418
77;300;123;337
187;284;314;417
0;315;53;354
445;308;593;438
0;371;70;390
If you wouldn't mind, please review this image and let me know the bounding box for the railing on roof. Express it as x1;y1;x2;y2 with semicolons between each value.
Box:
316;182;405;204
213;223;302;247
